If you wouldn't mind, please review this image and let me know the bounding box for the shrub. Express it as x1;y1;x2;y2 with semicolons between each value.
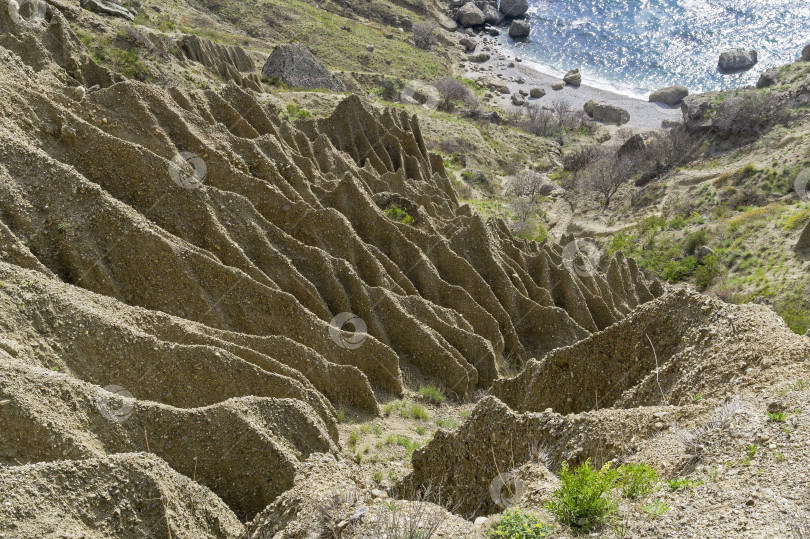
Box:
695;254;722;291
545;459;618;531
410;404;429;420
434;77;474;112
684;229;709;254
412;22;437;50
666;477;703;491
384;206;415;225
616;462;657;500
417;384;446;404
488;508;552;538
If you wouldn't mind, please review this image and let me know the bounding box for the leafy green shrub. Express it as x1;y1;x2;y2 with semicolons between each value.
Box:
695;254;722;291
384;206;415;225
666;477;703;491
285;104;313;120
616;462;657;499
784;207;810;231
417;384;446;404
488;508;552;538
768;412;786;422
684;229;709;254
545;459;617;531
410;404;429;421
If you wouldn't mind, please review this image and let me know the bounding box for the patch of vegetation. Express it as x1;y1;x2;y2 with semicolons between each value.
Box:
666;477;703;491
285;104;314;120
616;462;657;500
768;412;787;423
488;508;552;538
435;418;458;430
384;206;415;225
417;384;445;404
643;498;671;518
545;460;618;531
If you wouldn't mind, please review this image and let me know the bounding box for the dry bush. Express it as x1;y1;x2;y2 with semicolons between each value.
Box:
562;144;603;175
508;169;548;203
434;78;474;112
579;154;633;210
412;22;437;50
367;484;450;539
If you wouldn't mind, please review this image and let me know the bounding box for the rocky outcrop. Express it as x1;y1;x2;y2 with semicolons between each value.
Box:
584;99;630;124
499;0;529;17
460;36;477;52
79;0;134;20
180;35;261;91
649;84;689;105
457;3;485;27
803;44;810;61
482;5;503;25
508;20;530;38
718;48;758;73
563;68;582;86
261;43;345;92
757;67;780;88
797;220;810;251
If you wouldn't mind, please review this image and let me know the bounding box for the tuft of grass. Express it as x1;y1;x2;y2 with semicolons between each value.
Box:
487;508;552;538
410;404;429;421
616;462;657;500
545;459;618;531
436;418;459;430
417;384;446;404
348;428;360;448
666;477;703;491
384;206;415;225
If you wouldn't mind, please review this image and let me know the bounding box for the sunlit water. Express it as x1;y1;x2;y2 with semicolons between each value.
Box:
503;0;810;97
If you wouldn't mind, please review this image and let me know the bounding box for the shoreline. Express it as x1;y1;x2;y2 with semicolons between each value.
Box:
461;34;684;130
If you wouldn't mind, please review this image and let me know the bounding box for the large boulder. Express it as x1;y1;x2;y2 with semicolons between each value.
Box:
482;5;503;25
803;44;810;61
563;68;582;86
530;87;545;98
261;44;345;92
649;84;689;105
584;99;630;125
680;94;713;133
79;0;134;20
457;3;486;27
460;37;477;52
508;20;530;38
499;0;529;17
718;48;758;73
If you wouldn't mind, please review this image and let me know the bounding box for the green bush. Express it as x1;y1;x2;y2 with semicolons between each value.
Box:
488;508;552;538
695;254;722;291
616;462;657;499
685;229;709;254
384;206;415;225
545;459;617;531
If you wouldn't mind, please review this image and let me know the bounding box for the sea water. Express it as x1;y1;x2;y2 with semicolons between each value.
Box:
504;0;810;97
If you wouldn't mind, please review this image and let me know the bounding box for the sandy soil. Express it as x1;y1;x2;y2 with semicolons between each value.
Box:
462;33;683;129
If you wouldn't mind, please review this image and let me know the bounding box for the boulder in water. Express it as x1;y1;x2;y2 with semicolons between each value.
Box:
508;20;530;38
499;0;529;17
718;48;758;73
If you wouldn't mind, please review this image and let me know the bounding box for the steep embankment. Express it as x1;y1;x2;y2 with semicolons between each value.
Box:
0;1;662;533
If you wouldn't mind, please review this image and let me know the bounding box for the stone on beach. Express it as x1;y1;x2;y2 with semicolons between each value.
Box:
648;85;689;105
563;68;582;86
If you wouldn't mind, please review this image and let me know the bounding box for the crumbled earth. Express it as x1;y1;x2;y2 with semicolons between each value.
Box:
0;1;809;537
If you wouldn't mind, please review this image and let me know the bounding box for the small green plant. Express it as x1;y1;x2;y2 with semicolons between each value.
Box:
488;508;552;538
372;470;383;482
415;426;426;435
383;206;415;225
285;103;313;120
410;404;429;421
545;459;618;531
768;412;787;423
644;499;671;518
348;428;360;448
744;444;759;464
336;407;350;423
436;418;459;430
417;384;446;404
692;394;704;403
616;462;657;499
666;477;703;491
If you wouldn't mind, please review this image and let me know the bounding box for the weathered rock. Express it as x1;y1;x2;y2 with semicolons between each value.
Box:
584;99;630;124
649;84;689;105
457;3;486;27
261;44;345;92
530;87;545;98
803;44;810;61
618;133;646;157
551;80;565;91
508;20;530;38
511;93;525;106
482;5;503;25
460;37;477;52
796;220;810;251
756;67;780;89
499;0;529;17
718;48;758;73
438;15;458;32
79;0;134;20
180;35;261;91
468;52;490;62
477;76;509;93
563;68;582;86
